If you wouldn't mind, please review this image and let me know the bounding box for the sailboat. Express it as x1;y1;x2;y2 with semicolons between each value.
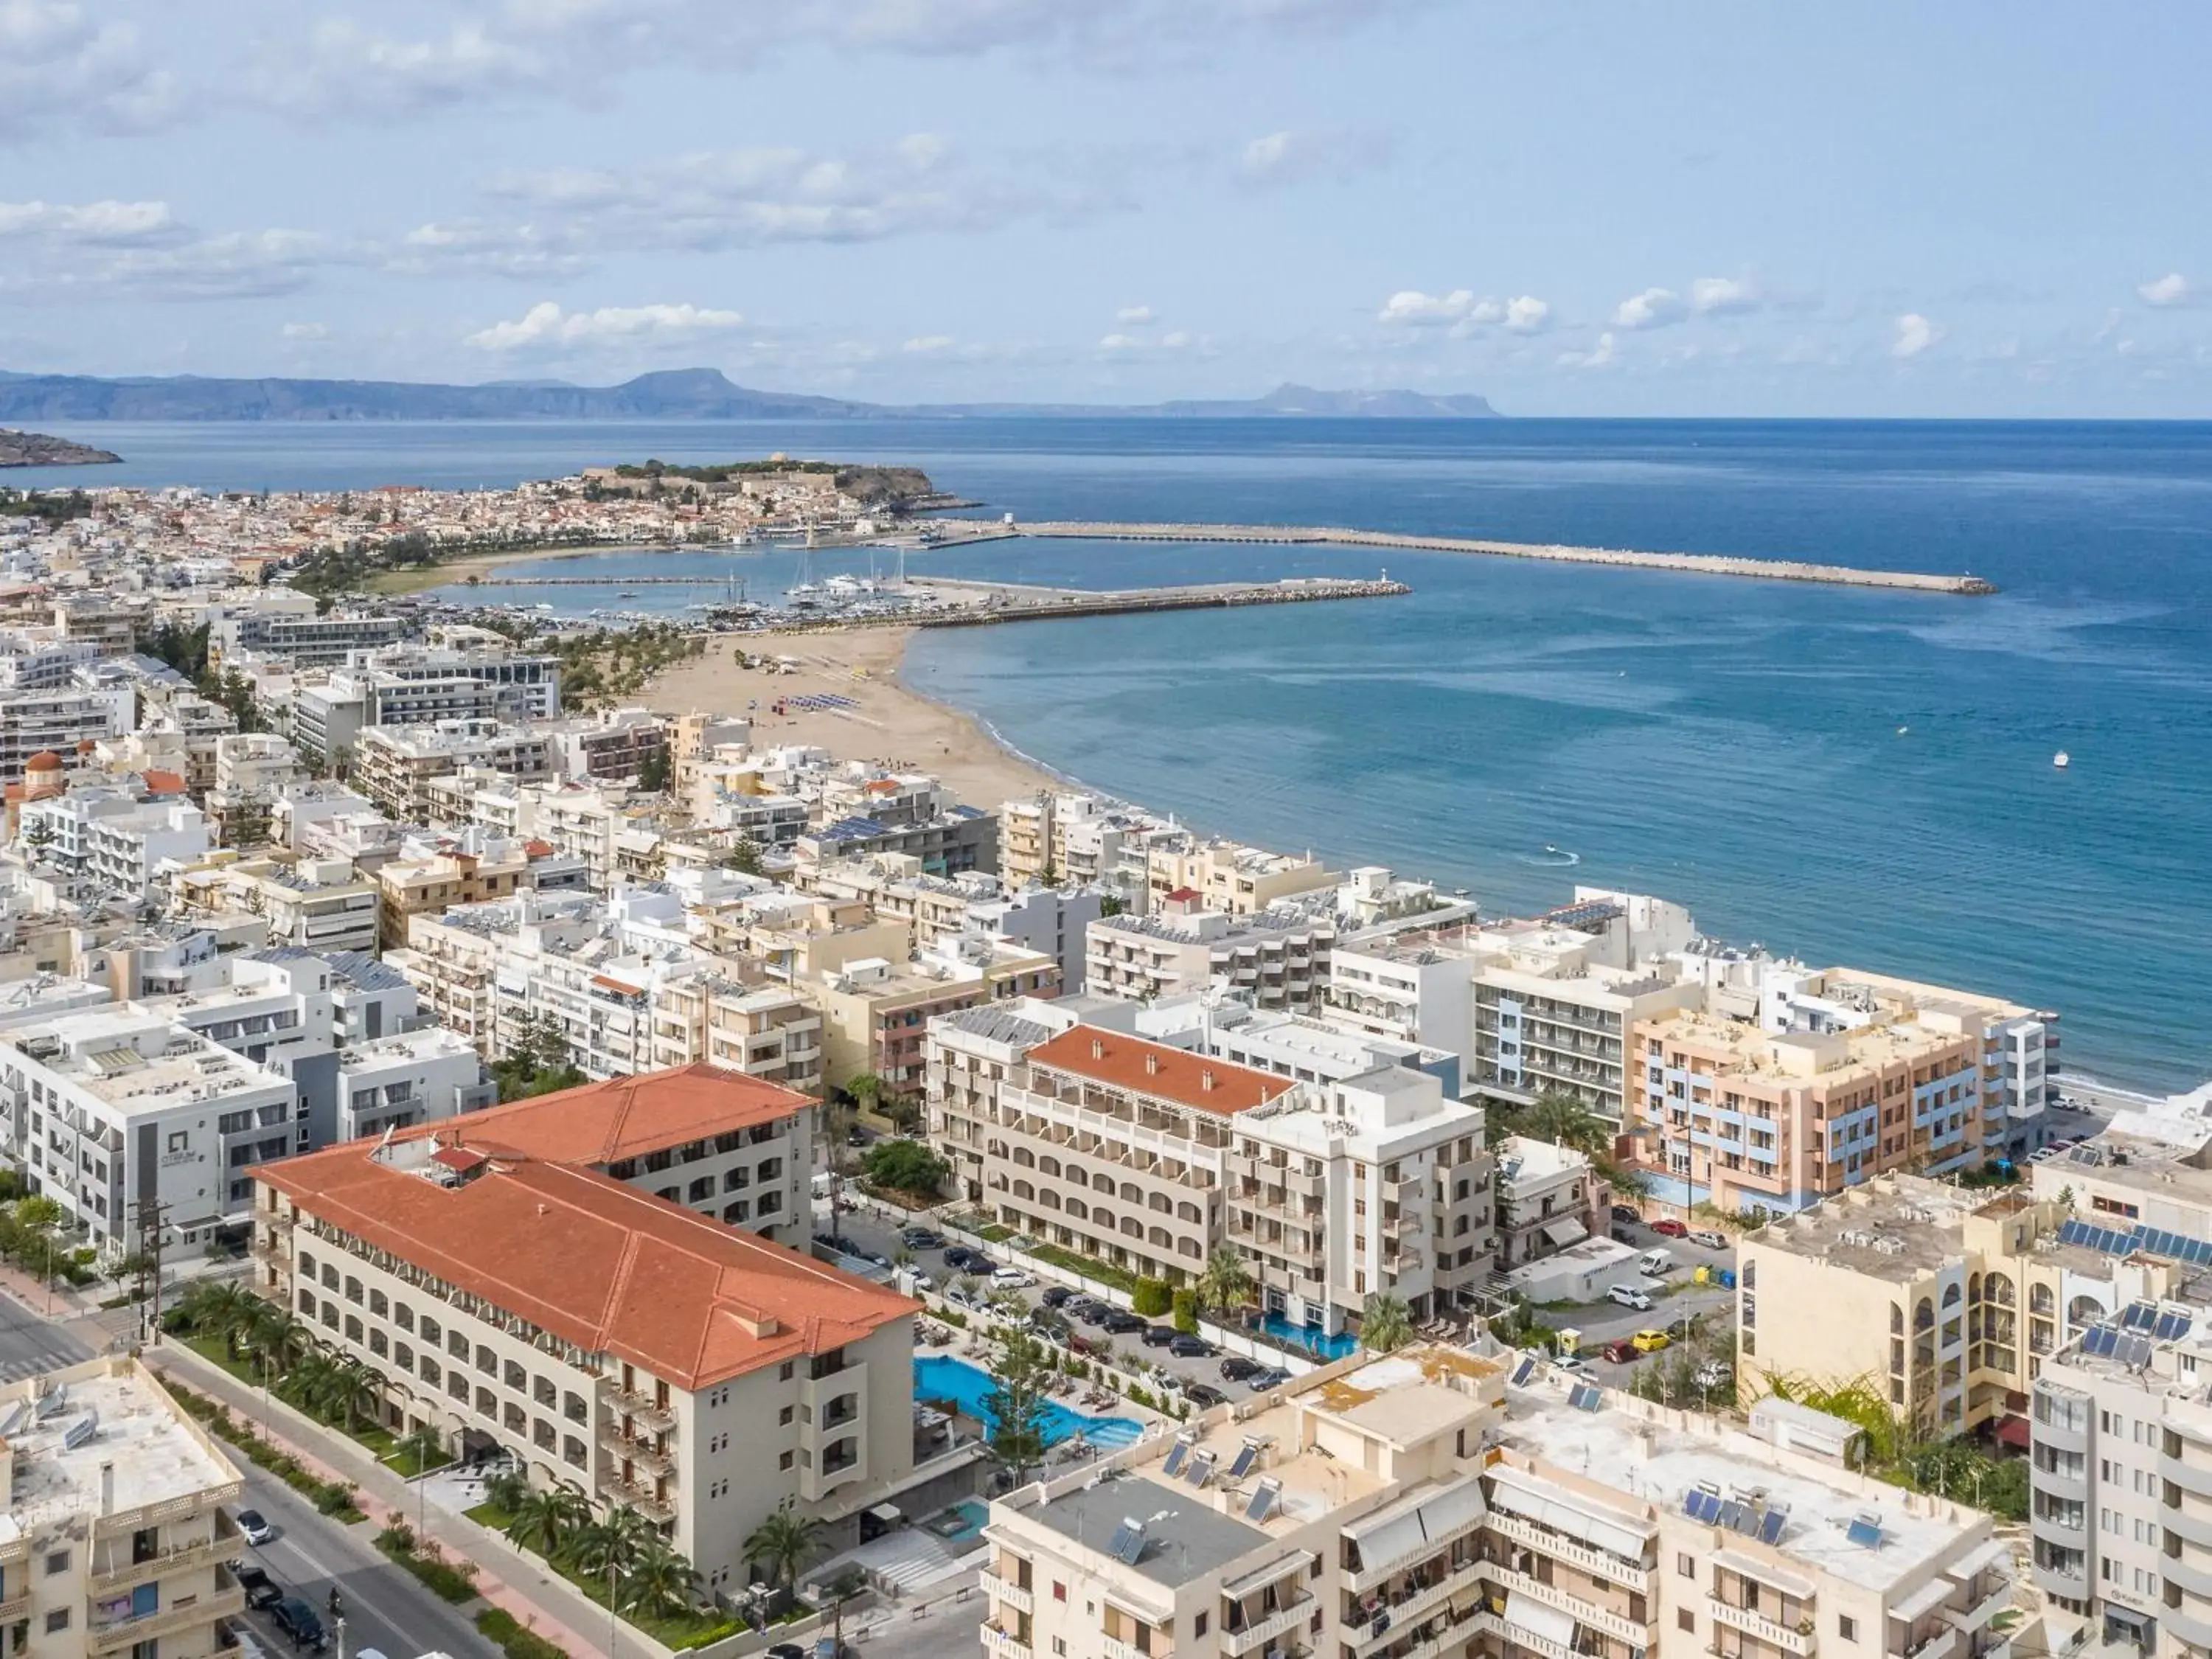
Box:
2053;751;2070;770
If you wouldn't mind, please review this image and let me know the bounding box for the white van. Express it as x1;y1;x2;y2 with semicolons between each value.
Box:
1637;1248;1676;1278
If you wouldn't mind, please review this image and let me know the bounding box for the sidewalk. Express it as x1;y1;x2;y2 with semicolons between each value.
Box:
146;1337;650;1659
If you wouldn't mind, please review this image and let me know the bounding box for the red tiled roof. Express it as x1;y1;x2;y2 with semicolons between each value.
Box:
258;1150;910;1391
141;769;187;796
404;1062;809;1166
1026;1027;1292;1115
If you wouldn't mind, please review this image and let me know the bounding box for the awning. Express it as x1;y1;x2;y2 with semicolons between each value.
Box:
1891;1575;1958;1624
1948;1537;2014;1582
1994;1415;2032;1450
1542;1218;1590;1250
1487;1467;1650;1562
1713;1548;1818;1602
867;1503;904;1524
1505;1592;1579;1650
1345;1475;1489;1579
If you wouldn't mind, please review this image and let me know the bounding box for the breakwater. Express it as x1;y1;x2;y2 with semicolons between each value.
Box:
910;574;1408;627
923;521;1997;595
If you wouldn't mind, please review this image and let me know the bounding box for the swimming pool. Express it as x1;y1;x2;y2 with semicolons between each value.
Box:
914;1357;1145;1449
1262;1312;1358;1361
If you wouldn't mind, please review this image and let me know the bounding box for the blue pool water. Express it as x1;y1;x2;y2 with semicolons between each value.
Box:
914;1355;1144;1449
1261;1313;1358;1360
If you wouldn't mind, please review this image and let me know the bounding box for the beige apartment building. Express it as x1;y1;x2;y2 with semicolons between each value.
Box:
376;839;534;946
1630;1005;1986;1218
813;949;1059;1104
0;1356;247;1659
1736;1175;2164;1441
652;973;827;1096
352;720;554;821
984;1343;2017;1659
253;1102;916;1588
1144;837;1335;916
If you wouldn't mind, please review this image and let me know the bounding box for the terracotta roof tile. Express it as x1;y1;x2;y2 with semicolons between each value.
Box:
1027;1027;1291;1115
259;1142;910;1391
400;1062;809;1166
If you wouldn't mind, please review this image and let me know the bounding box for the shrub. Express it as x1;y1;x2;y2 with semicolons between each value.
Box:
1171;1288;1200;1335
315;1484;359;1517
1131;1278;1171;1318
863;1139;949;1196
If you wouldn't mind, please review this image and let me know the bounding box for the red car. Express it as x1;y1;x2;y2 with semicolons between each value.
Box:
1649;1219;1689;1239
1601;1339;1638;1364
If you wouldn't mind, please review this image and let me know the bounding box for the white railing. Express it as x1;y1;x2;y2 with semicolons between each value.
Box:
1485;1512;1655;1594
1488;1564;1652;1645
1708;1598;1817;1656
1224;1595;1314;1656
983;1627;1034;1659
983;1572;1034;1615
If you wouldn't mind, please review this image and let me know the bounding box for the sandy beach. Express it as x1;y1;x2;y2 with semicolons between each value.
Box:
644;625;1064;810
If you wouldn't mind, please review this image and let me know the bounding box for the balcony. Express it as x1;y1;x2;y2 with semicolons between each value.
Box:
0;1591;24;1621
599;1428;675;1473
1708;1599;1818;1656
89;1532;234;1593
597;1475;676;1522
90;1587;246;1655
1470;1610;1571;1659
1902;1627;1961;1659
1485;1512;1655;1596
1353;1560;1487;1650
1224;1594;1314;1656
1944;1583;2013;1632
596;1377;677;1429
984;1627;1034;1659
1487;1565;1652;1646
982;1572;1034;1615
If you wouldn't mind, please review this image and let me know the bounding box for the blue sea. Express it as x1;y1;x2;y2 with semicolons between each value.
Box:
17;417;2211;1092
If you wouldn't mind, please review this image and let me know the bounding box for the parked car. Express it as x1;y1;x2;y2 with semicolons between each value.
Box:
767;1644;810;1659
1552;1354;1590;1375
942;1246;988;1272
1039;1284;1076;1309
1102;1310;1147;1335
943;1283;981;1310
232;1563;285;1610
1183;1382;1231;1408
1247;1367;1291;1390
1630;1329;1672;1354
1074;1301;1116;1326
1610;1204;1641;1224
1220;1354;1262;1382
991;1266;1037;1290
1141;1325;1180;1348
1605;1284;1653;1311
1649;1218;1690;1239
1690;1229;1731;1251
1601;1339;1639;1364
1168;1335;1214;1358
270;1597;328;1652
1696;1361;1732;1389
905;1270;936;1292
234;1507;274;1546
1636;1248;1677;1277
902;1228;944;1249
1666;1313;1700;1340
1068;1332;1109;1357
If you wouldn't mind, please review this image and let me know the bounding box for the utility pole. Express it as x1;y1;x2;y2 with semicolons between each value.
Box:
133;1198;170;1347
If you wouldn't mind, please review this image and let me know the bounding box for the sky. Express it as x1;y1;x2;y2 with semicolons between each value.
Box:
3;1;2211;416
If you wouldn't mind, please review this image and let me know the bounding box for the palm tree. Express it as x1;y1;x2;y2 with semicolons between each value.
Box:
1196;1248;1253;1321
243;1303;313;1373
333;1356;388;1433
743;1500;825;1609
284;1350;342;1419
1360;1292;1414;1354
179;1280;257;1359
484;1467;530;1516
566;1503;655;1582
505;1484;591;1559
394;1425;445;1479
619;1534;700;1618
1521;1088;1611;1155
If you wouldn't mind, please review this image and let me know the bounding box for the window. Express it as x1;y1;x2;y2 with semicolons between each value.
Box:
1840;1617;1857;1641
44;1609;69;1634
1196;1613;1209;1636
1677;1553;1694;1577
45;1548;71;1574
779;1450;795;1470
1053;1583;1067;1603
1678;1612;1696;1634
780;1405;794;1425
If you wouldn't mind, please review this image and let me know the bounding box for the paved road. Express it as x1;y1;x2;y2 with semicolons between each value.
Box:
0;1283;92;1385
228;1462;499;1659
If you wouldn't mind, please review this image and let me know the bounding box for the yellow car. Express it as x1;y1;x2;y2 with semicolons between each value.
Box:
1630;1329;1672;1354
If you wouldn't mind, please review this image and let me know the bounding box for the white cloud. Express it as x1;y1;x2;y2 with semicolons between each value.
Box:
0;4;177;142
1098;333;1140;351
1504;295;1550;335
281;321;328;341
1161;330;1194;349
1237;127;1388;189
1378;289;1475;327
1889;313;1939;359
1116;305;1155;325
902;335;956;354
1558;331;1616;369
59;230;361;301
1690;276;1760;315
0;198;178;246
2138;272;2198;308
465;300;745;352
1613;288;1681;330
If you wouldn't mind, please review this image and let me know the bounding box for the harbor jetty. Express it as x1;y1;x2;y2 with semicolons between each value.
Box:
922;520;1997;595
908;574;1408;627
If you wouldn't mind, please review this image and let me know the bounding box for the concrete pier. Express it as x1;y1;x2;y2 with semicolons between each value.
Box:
908;574;1408;627
919;521;1997;595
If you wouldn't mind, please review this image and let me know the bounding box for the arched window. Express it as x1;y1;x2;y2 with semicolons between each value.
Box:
2069;1293;2104;1326
2031;1283;2054;1315
1742;1260;1756;1291
1988;1275;2015;1309
1891;1304;1905;1335
1941;1283;1963;1309
1915;1297;1935;1331
1968;1273;1983;1305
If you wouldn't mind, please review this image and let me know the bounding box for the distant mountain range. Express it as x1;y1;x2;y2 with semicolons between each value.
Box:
0;368;1498;422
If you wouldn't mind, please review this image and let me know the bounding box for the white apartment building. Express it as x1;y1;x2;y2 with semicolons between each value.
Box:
352;720;556;821
0;1356;247;1659
984;1344;2017;1659
1087;897;1336;1013
0;675;134;781
0;1005;298;1253
1326;925;1480;1077
20;789;211;895
209;608;406;668
927;1000;1085;1203
336;1027;496;1141
253;1098;917;1579
1492;1134;1604;1270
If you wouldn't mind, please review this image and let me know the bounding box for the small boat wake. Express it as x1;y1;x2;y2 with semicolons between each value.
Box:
1516;844;1582;869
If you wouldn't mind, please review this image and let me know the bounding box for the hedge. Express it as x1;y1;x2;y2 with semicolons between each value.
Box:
1171;1289;1200;1335
1131;1278;1171;1317
479;1606;573;1659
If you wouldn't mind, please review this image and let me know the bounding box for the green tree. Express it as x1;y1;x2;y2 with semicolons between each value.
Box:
178;1279;259;1360
636;744;672;793
566;1503;655;1581
742;1500;825;1610
619;1535;700;1618
1195;1248;1253;1320
394;1425;447;1478
1359;1292;1413;1354
845;1073;886;1117
863;1139;948;1197
722;835;765;876
507;1484;589;1558
1520;1088;1612;1154
983;1328;1054;1484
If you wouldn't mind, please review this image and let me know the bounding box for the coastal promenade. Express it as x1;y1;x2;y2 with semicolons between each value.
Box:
925;519;1997;594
